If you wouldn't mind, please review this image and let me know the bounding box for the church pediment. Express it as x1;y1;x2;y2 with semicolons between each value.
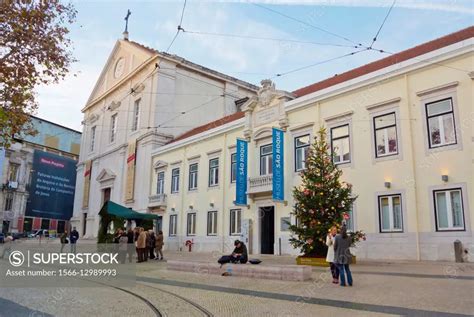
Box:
96;168;117;183
84;39;157;110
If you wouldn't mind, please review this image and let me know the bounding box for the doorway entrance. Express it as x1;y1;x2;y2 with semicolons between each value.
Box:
260;206;275;254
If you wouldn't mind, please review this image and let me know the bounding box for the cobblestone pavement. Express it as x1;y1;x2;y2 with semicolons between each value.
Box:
0;248;473;316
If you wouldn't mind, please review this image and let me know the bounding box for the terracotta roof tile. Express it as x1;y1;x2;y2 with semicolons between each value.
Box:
169;111;245;144
293;26;474;97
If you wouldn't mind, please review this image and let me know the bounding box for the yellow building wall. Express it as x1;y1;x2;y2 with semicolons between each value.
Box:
151;51;473;261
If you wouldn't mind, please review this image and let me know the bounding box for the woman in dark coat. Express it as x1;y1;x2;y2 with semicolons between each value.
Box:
148;231;156;260
334;225;353;287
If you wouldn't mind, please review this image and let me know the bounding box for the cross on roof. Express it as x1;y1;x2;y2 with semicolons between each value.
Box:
124;9;131;33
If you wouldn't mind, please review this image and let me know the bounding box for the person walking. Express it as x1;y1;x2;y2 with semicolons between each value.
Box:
334;225;353;287
136;227;147;263
70;227;79;254
118;230;128;264
326;226;339;284
144;230;150;262
134;227;140;261
127;228;135;263
60;230;69;253
155;230;164;260
148;231;156;260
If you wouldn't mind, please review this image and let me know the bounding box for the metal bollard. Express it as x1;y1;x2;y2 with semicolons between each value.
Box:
454;240;464;263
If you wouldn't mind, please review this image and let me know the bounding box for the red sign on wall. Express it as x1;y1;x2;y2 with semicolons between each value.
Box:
50;219;58;230
33;218;41;230
17;217;24;233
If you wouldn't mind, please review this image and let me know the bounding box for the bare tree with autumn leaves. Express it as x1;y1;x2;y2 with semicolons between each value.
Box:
0;0;76;147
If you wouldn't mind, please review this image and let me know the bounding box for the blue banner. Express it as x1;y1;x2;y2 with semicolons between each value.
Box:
235;139;248;206
25;150;77;220
0;148;4;183
272;128;284;201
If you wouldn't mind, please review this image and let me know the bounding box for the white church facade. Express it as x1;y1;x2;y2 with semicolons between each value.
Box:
70;37;257;238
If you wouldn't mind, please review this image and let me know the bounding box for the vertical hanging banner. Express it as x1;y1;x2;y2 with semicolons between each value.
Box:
125;140;137;202
272;127;284;201
82;160;92;209
235;138;248;206
0;148;4;183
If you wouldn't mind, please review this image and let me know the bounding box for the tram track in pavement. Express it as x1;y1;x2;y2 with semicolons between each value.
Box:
137;281;214;317
93;279;214;316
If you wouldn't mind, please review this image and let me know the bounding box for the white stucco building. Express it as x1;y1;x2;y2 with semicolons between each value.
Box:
70;35;257;237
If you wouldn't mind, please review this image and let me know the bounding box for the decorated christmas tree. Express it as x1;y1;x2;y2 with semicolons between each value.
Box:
288;127;365;257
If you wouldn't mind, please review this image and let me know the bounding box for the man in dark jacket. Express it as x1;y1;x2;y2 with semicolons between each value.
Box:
218;240;248;265
70;227;79;254
231;240;248;264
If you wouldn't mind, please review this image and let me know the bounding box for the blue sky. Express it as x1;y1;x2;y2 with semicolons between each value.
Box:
36;0;474;130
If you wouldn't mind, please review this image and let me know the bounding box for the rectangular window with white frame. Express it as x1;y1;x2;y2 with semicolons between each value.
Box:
207;211;218;236
132;99;141;132
156;171;165;195
110;114;117;143
374;112;398;157
90;126;96;152
330;124;351;164
260;144;273;175
434;188;465;231
425;98;457;148
209;158;219;187
171;168;180;193
8;164;19;182
169;214;177;236
188;163;198;190
230;153;237;183
294;134;310;171
378;194;403;233
4;192;13;211
230;209;241;235
187;212;196;236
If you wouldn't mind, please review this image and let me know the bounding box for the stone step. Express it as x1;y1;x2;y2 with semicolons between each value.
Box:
166;260;312;281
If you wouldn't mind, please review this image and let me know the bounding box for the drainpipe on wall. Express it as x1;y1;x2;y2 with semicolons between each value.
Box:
221;132;228;254
404;74;421;261
179;146;187;251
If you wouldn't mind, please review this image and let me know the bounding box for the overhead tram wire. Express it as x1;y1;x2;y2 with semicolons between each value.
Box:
272;48;370;78
369;0;397;48
181;29;359;48
252;3;364;48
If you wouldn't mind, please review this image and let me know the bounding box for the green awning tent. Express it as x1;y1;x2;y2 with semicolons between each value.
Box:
98;201;158;242
99;201;159;220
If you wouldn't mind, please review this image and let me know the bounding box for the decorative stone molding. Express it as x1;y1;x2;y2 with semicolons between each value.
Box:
83;113;100;125
324;110;354;122
278;117;290;131
107;101;121;111
253;127;272;142
132;83;145;96
243;129;252;141
416;81;459;97
207;149;222;157
366;97;401;111
96;168;116;183
154;160;168;170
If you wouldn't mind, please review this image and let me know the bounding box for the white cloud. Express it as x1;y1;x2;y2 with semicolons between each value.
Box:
198;0;474;14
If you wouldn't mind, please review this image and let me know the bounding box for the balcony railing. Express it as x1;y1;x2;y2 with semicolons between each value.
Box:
247;174;273;195
148;193;167;208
